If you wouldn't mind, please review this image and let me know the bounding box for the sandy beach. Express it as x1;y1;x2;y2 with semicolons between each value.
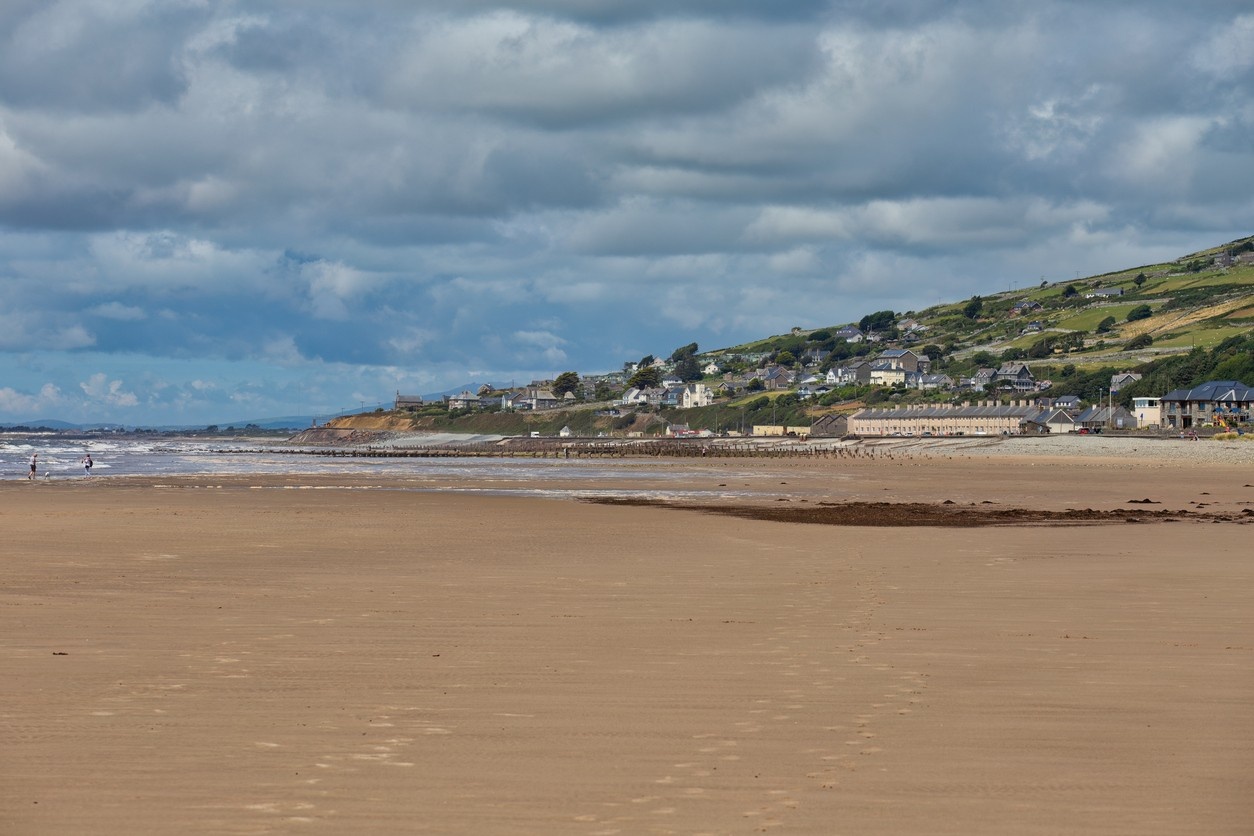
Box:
2;441;1252;834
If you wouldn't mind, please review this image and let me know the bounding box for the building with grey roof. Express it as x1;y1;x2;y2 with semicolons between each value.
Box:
848;401;1049;436
1160;380;1254;430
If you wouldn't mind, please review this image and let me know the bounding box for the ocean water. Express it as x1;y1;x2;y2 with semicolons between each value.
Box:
0;433;752;500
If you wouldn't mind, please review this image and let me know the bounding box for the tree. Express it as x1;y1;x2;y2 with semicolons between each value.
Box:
1126;333;1154;350
1062;284;1078;298
1096;316;1117;334
1060;363;1076;377
969;350;996;368
858;310;896;333
963;295;984;319
919;344;944;361
675;355;702;382
1126;304;1153;322
628;366;661;389
1134;273;1147;288
775;350;797;367
746;377;765;392
594;380;617;402
669;342;698;362
553;371;581;397
808;330;831;342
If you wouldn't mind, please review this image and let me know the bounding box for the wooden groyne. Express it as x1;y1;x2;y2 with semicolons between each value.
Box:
220;438;883;460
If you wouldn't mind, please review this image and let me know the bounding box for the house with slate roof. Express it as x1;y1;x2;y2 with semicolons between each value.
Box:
1110;371;1142;392
994;362;1036;392
661;383;713;409
1160;380;1254;430
1075;405;1137;430
913;373;954;391
762;366;797;391
445;391;482;411
877;348;928;373
868;360;907;386
1031;408;1077;434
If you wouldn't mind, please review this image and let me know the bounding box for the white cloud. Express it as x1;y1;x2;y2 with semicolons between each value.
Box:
80;372;139;407
512;329;568;364
301;259;375;320
0;311;96;351
0;383;63;415
1191;13;1254;76
1109;116;1213;191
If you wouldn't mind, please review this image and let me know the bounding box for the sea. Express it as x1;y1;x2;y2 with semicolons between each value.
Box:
0;432;752;500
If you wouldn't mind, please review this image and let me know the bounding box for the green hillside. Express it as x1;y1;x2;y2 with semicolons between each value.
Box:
344;235;1254;437
717;235;1254;367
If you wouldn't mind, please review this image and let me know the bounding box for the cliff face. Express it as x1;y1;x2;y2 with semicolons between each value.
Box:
324;414;417;431
286;426;396;445
286;413;420;444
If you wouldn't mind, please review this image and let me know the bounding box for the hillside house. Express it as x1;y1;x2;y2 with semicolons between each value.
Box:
445;391;481;411
1110;372;1142;393
621;387;664;407
965;368;997;390
868;360;907;387
762;366;797;391
834;326;864;343
877;348;928;373
508;388;561;411
801;348;830;367
661;383;713;409
913;373;954;391
394;393;425;412
995;363;1036;392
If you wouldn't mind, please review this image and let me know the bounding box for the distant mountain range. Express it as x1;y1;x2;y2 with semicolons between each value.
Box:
0;415;314;432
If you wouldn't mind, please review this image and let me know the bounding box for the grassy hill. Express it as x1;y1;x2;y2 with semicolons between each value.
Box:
715;235;1254;368
329;235;1253;437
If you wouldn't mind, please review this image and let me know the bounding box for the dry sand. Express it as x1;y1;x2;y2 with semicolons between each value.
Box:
2;446;1252;834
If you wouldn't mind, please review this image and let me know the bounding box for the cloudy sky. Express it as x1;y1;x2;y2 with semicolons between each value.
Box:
1;1;1251;425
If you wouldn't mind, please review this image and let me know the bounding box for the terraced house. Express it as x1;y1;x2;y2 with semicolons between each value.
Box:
848;401;1048;436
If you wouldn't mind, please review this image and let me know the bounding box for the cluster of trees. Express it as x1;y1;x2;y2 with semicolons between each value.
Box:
1034;333;1253;407
1120;334;1254;401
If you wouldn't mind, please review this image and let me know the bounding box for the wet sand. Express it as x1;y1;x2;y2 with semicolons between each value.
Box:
2;450;1252;834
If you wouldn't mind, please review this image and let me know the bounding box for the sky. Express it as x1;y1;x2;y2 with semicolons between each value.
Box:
1;1;1252;426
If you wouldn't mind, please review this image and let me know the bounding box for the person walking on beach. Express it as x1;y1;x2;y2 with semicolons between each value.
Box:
83;453;93;476
28;452;38;480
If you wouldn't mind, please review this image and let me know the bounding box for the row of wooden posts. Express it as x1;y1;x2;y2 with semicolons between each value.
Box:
232;440;883;460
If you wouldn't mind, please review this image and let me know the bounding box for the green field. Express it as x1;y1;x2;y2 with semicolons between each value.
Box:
1151;325;1253;349
1053;302;1158;332
1146;266;1254;293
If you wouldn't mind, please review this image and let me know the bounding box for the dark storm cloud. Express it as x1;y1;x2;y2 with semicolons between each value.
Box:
0;2;206;113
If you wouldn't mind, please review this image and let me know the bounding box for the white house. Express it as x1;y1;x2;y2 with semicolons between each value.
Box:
662;383;713;409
